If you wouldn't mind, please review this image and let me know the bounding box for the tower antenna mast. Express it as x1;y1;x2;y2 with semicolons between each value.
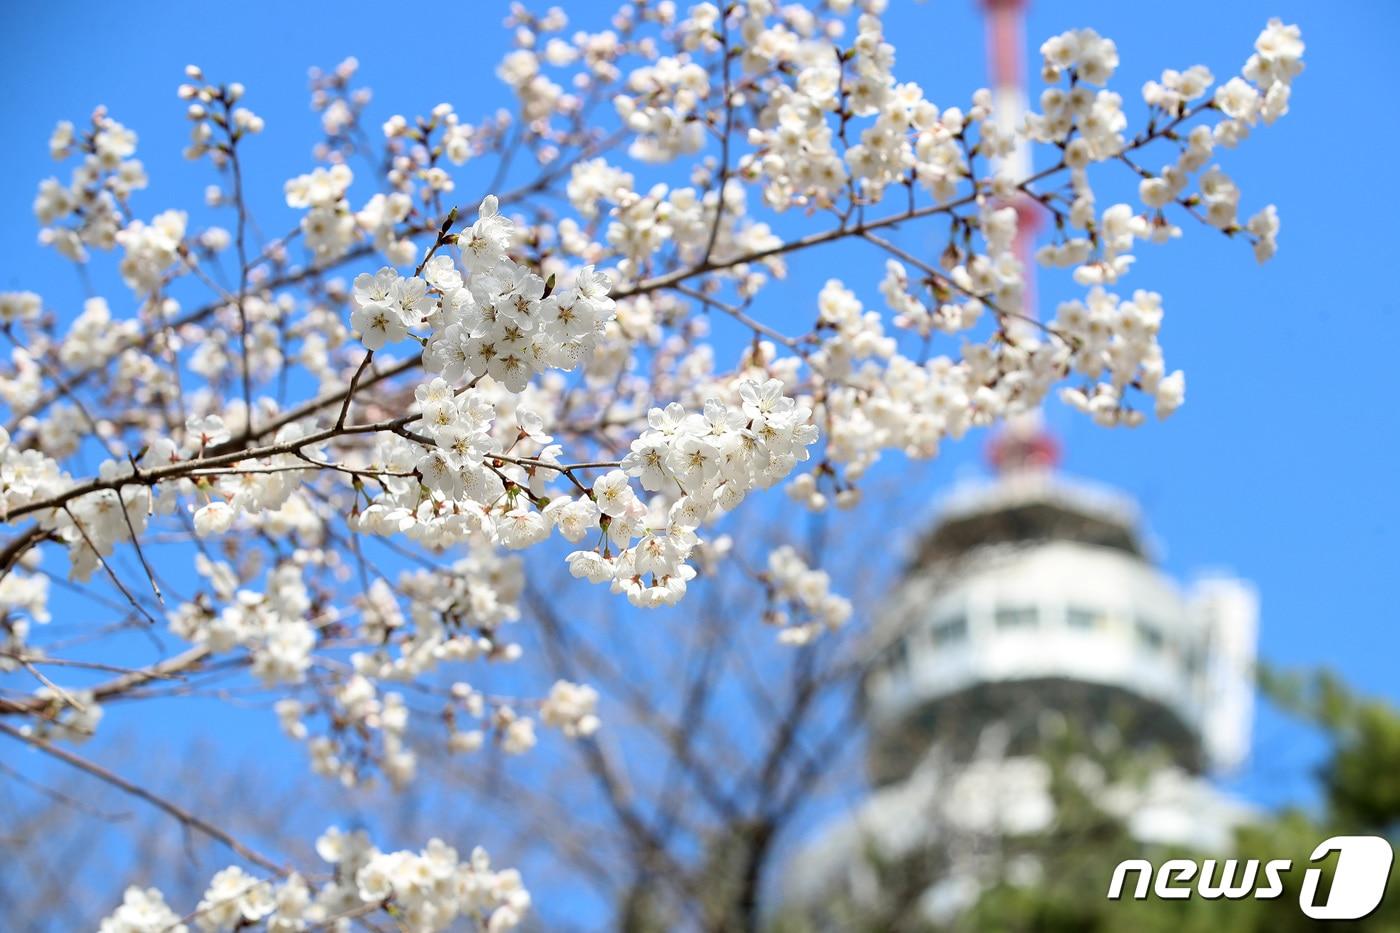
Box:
982;0;1057;474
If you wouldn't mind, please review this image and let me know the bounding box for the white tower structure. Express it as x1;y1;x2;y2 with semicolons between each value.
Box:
865;431;1258;787
784;445;1259;921
867;438;1258;783
782;1;1259;920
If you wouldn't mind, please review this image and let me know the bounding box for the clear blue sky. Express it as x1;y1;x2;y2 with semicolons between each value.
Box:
1;0;1395;911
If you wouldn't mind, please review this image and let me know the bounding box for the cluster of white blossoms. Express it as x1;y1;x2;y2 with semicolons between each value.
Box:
98;886;187;933
324;195;815;611
420;197;617;388
0;427;71;519
567;376;819;607
115;209;189;295
616;55;710;163
540;678;601;738
596;179;783;287
1;6;1304;922
1131;18;1303;260
735;10;983;210
1052;288;1184;424
352;840;530;932
763;546;854;645
33;112;145;262
0;290;43;325
59;296;142;371
1039;27;1120;87
0;569;49;668
880;260;979;337
99;829;528;933
169;558;316;684
178;66;265;161
264;548;530;788
284;164;358;262
370;551;524;673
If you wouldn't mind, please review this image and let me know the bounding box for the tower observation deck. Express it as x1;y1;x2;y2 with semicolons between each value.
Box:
864;439;1257;788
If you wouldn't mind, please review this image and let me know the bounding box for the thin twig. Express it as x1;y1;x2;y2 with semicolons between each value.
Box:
336;351;375;430
0;720;288;876
59;505;157;626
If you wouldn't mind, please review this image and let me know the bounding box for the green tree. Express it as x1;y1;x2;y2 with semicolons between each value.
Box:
967;669;1400;932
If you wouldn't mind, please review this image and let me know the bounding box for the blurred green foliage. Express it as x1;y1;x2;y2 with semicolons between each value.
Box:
776;667;1400;932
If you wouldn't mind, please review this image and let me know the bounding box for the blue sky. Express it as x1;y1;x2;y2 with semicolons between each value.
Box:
1;0;1395;915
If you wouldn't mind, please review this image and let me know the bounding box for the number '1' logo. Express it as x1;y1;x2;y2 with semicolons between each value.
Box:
1300;836;1393;921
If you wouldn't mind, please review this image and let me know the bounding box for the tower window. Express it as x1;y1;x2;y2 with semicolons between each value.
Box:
1066;605;1103;630
994;605;1037;629
931;614;968;646
883;638;909;672
1135;617;1165;652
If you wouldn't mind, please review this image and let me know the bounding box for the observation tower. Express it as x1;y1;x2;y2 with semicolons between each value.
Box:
865;428;1257;790
784;435;1258;920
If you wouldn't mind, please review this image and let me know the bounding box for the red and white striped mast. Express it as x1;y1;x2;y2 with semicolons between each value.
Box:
982;0;1060;473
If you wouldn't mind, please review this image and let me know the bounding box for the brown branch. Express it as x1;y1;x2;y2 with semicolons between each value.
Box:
0;644;210;716
0;720;288;876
